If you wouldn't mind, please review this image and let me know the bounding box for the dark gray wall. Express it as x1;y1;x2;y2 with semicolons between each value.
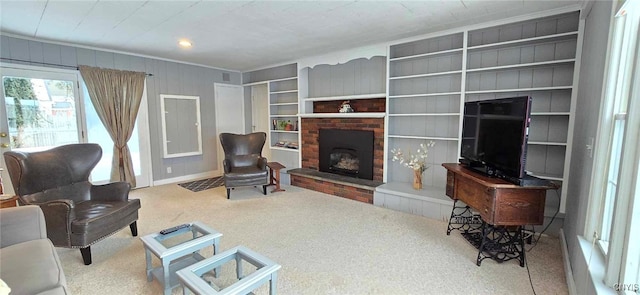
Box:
563;1;612;292
0;35;241;183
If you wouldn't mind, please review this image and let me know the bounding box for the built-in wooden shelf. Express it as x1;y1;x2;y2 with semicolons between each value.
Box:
270;90;298;94
389;48;463;62
387;135;458;141
467;31;579;51
389;70;462;80
298;112;385;118
303;93;386;102
466;59;575;73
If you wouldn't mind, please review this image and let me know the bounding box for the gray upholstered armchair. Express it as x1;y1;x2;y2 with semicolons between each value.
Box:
219;132;269;199
3;143;141;265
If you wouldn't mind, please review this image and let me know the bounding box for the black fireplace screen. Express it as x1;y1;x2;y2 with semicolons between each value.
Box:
319;129;374;180
329;148;360;175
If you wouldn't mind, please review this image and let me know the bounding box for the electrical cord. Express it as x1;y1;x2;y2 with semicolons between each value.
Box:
526;256;537;295
527;187;561;252
524;186;561;295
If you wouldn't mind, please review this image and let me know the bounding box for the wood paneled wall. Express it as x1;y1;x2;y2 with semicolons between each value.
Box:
0;35;241;183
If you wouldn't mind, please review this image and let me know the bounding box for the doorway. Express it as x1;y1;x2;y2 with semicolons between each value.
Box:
251;84;270;160
0;66;83;194
214;83;244;172
0;64;152;192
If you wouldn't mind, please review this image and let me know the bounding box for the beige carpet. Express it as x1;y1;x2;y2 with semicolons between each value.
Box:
57;184;568;295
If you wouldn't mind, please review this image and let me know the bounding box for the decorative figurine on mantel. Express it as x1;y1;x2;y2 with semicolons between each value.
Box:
339;100;354;113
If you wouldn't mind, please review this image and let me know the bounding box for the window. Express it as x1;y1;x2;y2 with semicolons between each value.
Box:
587;0;640;292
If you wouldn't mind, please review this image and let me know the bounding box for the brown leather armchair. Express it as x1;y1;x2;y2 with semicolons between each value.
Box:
219;132;269;199
3;143;141;265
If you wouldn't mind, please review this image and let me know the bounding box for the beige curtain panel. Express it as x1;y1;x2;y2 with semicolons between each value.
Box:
79;65;145;187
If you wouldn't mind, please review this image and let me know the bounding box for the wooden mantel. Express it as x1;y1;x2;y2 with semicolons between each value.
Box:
298;113;385;118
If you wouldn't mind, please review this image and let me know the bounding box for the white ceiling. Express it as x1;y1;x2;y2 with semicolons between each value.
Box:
0;0;584;72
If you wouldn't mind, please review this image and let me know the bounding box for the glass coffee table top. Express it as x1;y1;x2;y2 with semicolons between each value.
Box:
177;245;281;295
141;221;222;295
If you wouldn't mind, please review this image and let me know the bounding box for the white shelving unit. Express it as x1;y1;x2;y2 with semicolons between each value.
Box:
466;11;581;214
242;64;301;181
268;77;299;154
385;31;465;197
379;10;582;215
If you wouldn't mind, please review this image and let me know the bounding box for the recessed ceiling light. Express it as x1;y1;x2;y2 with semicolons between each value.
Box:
178;40;192;48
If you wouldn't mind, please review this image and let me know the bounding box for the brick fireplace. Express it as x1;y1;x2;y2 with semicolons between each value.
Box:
289;97;385;204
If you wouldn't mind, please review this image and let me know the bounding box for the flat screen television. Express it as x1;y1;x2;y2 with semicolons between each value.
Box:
459;96;532;184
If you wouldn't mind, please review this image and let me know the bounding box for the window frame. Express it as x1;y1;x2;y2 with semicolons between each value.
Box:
585;0;640;291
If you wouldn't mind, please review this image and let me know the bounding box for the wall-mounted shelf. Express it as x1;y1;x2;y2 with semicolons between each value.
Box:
270;102;298;106
531;112;571;116
388;92;461;99
388;135;459;141
270;90;298;95
466;59;575;73
271;130;299;134
270;114;298;118
465;86;573;94
298;112;385;118
388;113;459;117
271;146;299;152
389;48;464;62
528;141;568;146
303;93;386;102
467;31;579;51
389;70;463;80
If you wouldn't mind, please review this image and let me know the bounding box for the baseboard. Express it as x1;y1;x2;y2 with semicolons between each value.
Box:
152;170;222;186
559;229;578;295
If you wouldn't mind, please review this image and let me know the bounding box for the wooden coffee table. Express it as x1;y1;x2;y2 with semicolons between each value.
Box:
266;162;285;193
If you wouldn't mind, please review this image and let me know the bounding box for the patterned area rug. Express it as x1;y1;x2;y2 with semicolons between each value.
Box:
178;176;224;192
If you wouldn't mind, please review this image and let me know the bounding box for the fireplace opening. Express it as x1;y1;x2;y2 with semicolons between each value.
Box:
319;129;374;180
329;148;360;176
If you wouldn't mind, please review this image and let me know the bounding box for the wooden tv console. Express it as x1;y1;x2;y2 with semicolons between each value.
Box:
442;163;557;267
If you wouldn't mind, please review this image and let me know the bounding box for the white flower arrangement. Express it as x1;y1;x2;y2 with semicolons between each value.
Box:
390;141;436;174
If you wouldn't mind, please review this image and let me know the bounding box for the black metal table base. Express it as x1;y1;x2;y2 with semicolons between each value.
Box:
447;200;525;267
446;200;482;235
461;222;525;267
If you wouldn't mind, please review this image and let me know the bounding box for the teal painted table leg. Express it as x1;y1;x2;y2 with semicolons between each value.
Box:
270;272;278;295
145;249;153;282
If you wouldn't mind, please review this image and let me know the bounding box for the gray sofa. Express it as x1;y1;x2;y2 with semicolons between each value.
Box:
0;205;69;294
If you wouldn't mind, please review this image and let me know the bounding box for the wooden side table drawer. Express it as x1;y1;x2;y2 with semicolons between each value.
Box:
456;177;485;209
0;195;18;208
479;188;496;223
493;189;546;226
